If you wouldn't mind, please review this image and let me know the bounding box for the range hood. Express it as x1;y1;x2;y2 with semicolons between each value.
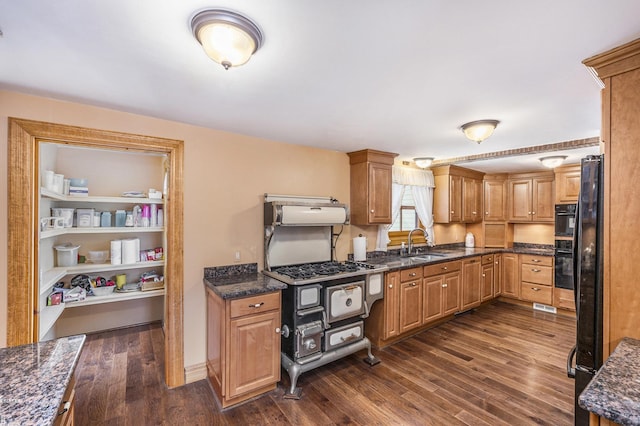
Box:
264;194;349;226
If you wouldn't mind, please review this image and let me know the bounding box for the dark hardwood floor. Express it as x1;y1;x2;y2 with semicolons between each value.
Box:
74;301;576;425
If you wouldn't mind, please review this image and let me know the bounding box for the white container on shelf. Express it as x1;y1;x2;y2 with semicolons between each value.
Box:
76;208;95;228
54;243;80;267
51;207;75;228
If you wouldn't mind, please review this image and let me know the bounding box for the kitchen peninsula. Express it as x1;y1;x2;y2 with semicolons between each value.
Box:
0;334;85;425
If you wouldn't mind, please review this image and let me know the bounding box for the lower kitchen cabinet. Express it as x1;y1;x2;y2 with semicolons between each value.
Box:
206;289;281;408
481;255;495;302
519;255;554;305
493;253;502;297
423;260;462;323
501;253;520;299
399;267;423;333
383;271;400;339
461;257;482;311
54;373;76;426
553;287;576;312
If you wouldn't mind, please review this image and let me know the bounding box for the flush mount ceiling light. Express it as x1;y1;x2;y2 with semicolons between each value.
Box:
191;9;263;70
539;155;568;168
460;120;500;144
413;157;434;168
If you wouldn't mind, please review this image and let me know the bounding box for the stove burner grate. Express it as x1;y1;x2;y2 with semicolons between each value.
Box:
273;261;361;280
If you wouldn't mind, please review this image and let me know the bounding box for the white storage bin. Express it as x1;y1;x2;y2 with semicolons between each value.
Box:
51;207;75;228
76;208;95;228
54;243;80;267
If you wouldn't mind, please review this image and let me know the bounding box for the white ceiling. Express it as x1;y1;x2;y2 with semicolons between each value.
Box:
1;1;638;172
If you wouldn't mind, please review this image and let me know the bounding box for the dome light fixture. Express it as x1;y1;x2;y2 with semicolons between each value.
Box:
539;155;568;168
413;157;434;168
191;9;263;70
460;119;500;144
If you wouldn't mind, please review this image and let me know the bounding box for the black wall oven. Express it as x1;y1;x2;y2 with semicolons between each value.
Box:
555;203;576;237
554;239;573;289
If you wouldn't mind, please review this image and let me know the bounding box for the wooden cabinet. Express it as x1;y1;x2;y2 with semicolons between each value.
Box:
553;287;576;312
347;149;398;225
423;260;461;323
508;172;555;222
483;175;508;221
554;164;581;204
493;253;502;297
481;255;495;302
383;271;400;339
399;267;423;333
54;373;76;426
460;257;482;311
206;289;281;408
433;165;485;223
502;253;520;298
519;255;553;305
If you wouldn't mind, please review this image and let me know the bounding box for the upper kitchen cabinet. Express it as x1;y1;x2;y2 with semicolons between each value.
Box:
433;165;485;224
507;171;554;222
348;149;398;225
554;164;581;204
483;174;508;221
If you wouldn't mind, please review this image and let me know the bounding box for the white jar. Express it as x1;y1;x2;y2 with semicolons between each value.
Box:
465;232;475;248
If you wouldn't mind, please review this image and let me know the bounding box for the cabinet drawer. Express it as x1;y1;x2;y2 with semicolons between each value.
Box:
481;255;494;265
520;283;552;305
423;260;461;277
400;267;422;282
229;292;280;318
520;265;553;285
520;255;553;267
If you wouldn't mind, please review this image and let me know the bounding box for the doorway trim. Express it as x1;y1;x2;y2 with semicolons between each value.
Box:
7;118;185;388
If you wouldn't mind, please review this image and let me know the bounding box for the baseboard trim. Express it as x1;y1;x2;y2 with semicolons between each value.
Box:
184;362;208;384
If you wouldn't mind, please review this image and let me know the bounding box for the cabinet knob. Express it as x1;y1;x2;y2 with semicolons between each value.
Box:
482;273;486;277
442;266;447;270
389;284;393;289
451;210;455;214
495;261;499;265
275;327;281;333
409;272;416;277
442;283;448;288
411;282;416;286
370;209;375;213
249;302;265;308
485;211;489;215
532;211;536;215
472;211;477;215
528;211;532;215
531;268;541;273
532;287;541;292
531;259;541;263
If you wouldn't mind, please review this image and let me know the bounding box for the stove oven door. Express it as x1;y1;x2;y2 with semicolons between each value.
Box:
324;320;364;352
325;281;366;323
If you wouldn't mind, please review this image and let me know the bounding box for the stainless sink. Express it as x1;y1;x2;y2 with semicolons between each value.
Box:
409;253;448;263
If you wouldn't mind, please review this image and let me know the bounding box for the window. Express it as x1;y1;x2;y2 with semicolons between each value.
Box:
388;187;426;247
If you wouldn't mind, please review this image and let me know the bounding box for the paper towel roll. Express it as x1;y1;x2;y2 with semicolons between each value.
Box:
110;240;122;265
353;236;367;261
122;238;140;264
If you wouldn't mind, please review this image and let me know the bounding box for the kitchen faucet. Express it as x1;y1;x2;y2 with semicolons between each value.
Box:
407;228;432;255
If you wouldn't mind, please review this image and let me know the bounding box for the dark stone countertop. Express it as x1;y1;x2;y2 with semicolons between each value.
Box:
0;334;85;425
579;337;640;425
204;272;287;300
364;245;554;271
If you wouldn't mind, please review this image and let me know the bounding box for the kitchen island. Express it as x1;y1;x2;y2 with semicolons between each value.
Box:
579;337;640;425
0;334;85;425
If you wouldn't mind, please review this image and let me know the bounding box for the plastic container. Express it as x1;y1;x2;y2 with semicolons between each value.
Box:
69;177;88;187
465;232;475;248
86;250;108;263
76;208;95;228
91;285;115;297
101;211;112;227
115;210;126;227
54;243;80;267
51;208;75;228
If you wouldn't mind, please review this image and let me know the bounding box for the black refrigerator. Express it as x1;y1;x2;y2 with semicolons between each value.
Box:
566;154;604;425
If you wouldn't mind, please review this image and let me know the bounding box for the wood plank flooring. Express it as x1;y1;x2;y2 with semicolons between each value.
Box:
73;301;576;425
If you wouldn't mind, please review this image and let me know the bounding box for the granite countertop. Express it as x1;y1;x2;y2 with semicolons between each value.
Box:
364;245;553;271
204;272;287;300
579;337;640;425
0;334;85;425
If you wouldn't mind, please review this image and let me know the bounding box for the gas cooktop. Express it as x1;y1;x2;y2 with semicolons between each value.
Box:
264;261;386;285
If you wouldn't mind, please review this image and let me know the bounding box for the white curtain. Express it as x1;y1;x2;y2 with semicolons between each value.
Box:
375;167;435;251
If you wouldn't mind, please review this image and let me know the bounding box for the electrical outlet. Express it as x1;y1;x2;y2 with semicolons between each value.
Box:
234;250;241;262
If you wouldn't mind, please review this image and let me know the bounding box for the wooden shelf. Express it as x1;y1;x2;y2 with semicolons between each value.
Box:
41;187;164;204
66;288;165;308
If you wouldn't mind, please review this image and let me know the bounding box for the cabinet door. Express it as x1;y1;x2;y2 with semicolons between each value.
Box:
481;263;494;302
227;310;280;398
399;280;423;333
532;177;555;222
383;271;400;339
461;257;481;311
450;175;462;223
484;179;506;221
493;254;502;297
462;177;482;223
368;162;393;224
555;168;581;204
508;179;532;221
423;275;443;323
442;272;461;315
502;253;520;298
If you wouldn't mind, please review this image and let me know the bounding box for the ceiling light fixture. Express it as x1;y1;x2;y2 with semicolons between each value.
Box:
413;157;434;168
539;155;568;168
191;9;263;70
460;120;500;144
